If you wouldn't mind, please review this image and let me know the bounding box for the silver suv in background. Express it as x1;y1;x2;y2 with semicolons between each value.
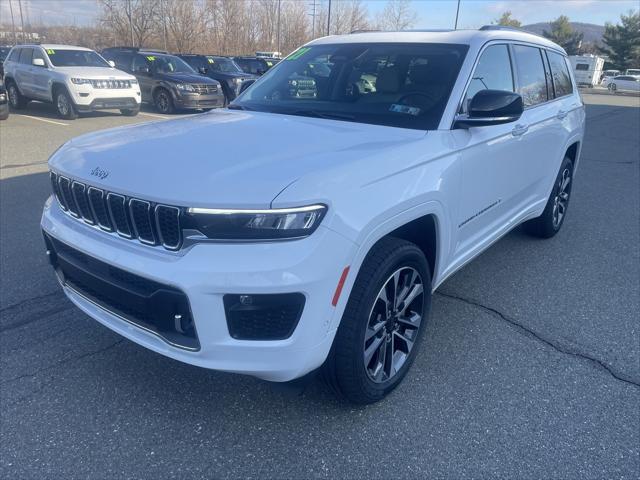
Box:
3;44;141;119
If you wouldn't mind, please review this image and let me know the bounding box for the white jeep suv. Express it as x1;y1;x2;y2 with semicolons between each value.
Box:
42;28;585;403
3;44;141;119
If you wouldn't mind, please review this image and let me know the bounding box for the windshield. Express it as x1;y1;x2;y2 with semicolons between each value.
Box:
208;57;242;73
46;49;110;67
232;43;468;130
152;55;195;74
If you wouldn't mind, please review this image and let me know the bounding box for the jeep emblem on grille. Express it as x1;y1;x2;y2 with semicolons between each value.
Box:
90;167;110;180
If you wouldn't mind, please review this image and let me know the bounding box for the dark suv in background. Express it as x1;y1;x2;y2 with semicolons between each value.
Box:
177;54;256;104
102;47;224;114
232;56;279;76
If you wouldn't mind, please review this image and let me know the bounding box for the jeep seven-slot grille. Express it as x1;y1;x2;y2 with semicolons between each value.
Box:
50;171;182;250
90;79;132;89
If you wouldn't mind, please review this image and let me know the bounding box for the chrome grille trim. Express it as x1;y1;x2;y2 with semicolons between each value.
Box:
128;198;156;245
106;193;133;239
58;176;80;217
87;187;113;232
154;205;181;250
71;181;95;225
49;172;182;251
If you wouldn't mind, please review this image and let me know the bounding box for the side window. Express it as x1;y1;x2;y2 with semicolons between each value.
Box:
513;45;549;107
547;51;573;97
8;48;21;62
463;44;514;111
113;53;133;71
18;48;33;65
132;54;151;73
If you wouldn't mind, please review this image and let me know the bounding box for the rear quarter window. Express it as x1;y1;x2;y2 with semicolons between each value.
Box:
7;48;21;62
547;51;573;97
513;45;548;107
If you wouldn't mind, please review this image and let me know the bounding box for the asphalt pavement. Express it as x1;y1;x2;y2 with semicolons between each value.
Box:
0;95;638;479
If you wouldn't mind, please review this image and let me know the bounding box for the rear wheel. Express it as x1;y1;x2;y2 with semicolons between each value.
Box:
323;237;431;404
54;88;78;120
524;156;574;238
7;81;27;110
610;83;617;93
154;89;174;114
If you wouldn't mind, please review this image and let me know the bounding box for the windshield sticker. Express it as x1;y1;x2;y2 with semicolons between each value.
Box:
207;58;215;64
286;47;310;61
266;61;273;67
46;49;55;55
146;55;156;61
389;104;421;116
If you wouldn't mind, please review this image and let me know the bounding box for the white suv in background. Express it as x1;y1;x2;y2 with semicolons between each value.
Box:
42;27;585;403
3;44;141;119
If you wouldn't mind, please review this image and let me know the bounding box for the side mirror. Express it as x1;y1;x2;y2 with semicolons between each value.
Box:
198;66;208;74
108;60;115;68
239;79;256;94
256;69;266;75
454;89;523;129
32;58;46;67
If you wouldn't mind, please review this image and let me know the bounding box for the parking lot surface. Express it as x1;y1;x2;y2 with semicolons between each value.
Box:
1;95;639;478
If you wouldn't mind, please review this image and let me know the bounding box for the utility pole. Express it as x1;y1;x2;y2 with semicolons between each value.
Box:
8;0;18;45
326;0;331;36
161;0;168;51
309;0;318;38
454;0;461;30
127;0;134;47
17;0;25;43
276;0;281;54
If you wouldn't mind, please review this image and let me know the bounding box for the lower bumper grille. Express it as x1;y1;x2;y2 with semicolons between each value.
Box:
44;233;199;350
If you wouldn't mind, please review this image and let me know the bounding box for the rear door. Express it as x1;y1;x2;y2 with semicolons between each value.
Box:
15;47;34;96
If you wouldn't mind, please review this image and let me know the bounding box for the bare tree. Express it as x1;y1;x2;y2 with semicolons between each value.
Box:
376;0;417;31
164;0;209;53
99;0;162;47
328;0;370;35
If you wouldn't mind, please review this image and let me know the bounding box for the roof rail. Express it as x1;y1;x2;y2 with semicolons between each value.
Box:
479;24;549;40
350;29;380;34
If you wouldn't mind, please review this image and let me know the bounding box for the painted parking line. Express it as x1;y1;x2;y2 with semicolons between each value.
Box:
139;112;170;119
16;114;69;126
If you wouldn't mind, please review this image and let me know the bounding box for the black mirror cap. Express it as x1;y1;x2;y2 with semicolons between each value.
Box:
454;89;523;129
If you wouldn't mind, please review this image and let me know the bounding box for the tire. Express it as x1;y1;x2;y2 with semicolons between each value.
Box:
0;109;8;120
120;107;139;116
154;89;174;114
6;81;27;110
54;88;78;120
323;237;432;404
523;156;574;238
610;83;617;93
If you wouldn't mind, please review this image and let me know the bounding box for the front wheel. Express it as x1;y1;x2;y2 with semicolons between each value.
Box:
610;83;617;93
54;89;78;120
154;89;174;114
523;156;574;238
323;237;431;404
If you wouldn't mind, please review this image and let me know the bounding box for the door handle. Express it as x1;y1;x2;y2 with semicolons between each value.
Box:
557;109;568;119
512;124;529;137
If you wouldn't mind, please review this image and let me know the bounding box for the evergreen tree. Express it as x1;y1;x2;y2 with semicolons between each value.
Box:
543;15;584;55
599;10;640;70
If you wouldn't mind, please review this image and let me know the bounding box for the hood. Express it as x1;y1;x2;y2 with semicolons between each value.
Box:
56;66;135;80
49;110;425;209
156;71;218;85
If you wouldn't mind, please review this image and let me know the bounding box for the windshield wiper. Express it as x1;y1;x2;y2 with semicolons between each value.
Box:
290;110;356;121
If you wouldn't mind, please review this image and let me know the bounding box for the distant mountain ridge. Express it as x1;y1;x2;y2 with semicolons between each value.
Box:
522;22;605;44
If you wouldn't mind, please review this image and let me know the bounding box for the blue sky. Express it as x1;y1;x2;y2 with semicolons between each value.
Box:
0;0;638;28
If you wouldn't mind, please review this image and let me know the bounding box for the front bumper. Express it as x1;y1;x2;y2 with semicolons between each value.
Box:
41;197;356;381
173;91;225;109
70;84;142;110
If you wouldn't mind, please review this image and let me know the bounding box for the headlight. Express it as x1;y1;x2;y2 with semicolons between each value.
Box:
130;78;138;85
184;204;327;240
0;93;6;101
175;83;195;92
70;78;91;85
